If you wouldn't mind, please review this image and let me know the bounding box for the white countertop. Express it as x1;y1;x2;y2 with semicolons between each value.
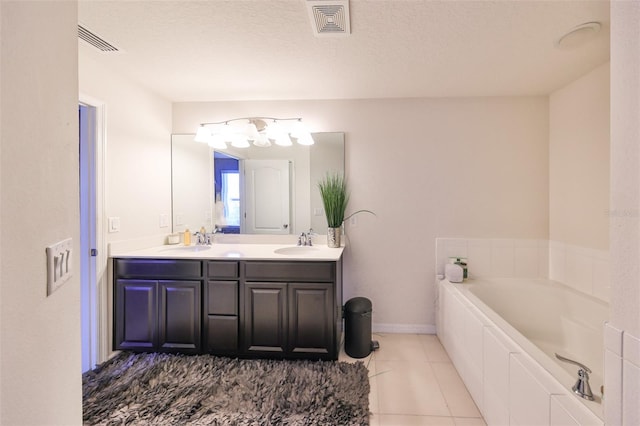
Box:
110;242;344;261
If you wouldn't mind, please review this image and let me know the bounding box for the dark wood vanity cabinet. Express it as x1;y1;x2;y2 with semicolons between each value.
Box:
114;259;202;353
113;257;342;360
242;262;339;360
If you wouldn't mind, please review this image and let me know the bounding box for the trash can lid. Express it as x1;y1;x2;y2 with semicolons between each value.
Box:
345;297;372;313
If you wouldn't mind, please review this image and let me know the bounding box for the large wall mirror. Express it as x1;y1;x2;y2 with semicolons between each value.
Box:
171;132;344;235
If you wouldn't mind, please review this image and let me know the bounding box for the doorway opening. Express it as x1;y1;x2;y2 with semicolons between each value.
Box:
79;104;97;372
79;98;107;372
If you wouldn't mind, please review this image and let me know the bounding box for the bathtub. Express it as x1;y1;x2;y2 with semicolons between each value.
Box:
437;278;607;425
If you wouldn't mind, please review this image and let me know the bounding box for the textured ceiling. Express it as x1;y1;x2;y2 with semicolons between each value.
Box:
78;0;610;102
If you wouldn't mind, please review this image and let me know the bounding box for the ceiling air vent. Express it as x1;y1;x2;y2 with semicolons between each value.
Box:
306;0;351;37
78;24;120;52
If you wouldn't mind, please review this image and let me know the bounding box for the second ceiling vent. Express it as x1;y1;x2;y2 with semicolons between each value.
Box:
306;0;351;37
78;24;120;52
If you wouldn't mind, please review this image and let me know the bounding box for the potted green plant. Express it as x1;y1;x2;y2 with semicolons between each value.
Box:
317;173;374;247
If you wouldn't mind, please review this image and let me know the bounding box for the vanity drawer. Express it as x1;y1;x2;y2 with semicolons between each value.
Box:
243;261;335;282
207;261;239;279
114;259;202;278
208;281;238;315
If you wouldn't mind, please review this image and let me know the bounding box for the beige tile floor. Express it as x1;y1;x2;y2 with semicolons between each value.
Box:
339;333;487;426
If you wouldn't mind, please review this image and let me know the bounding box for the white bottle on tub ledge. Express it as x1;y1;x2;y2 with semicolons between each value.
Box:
445;263;464;283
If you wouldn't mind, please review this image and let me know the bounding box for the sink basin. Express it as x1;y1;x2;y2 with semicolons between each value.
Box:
163;245;212;252
274;246;320;255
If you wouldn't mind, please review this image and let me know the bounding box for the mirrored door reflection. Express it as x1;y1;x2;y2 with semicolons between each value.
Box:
214;152;240;233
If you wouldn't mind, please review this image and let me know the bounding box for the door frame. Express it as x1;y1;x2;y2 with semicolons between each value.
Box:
79;94;108;368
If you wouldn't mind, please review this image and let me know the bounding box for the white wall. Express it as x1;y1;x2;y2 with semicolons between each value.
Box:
79;52;173;244
0;1;82;424
173;98;549;329
549;62;610;250
610;0;640;351
608;2;640;425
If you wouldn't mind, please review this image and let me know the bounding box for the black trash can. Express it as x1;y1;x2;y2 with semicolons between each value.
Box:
344;297;375;358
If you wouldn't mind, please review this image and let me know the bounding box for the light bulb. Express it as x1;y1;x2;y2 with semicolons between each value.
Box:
266;121;284;141
290;120;309;138
252;133;271;147
230;134;250;148
295;132;314;146
208;134;227;150
245;122;260;141
194;126;212;143
275;133;293;147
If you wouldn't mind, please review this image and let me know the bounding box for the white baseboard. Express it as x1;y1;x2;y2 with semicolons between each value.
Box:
372;323;436;334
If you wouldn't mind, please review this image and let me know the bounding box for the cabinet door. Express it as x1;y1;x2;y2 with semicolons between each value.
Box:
114;280;157;351
288;283;334;357
158;281;201;353
207;316;238;354
243;282;287;355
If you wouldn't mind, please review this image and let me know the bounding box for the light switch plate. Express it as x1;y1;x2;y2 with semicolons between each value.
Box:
108;217;120;233
46;238;72;296
159;214;169;228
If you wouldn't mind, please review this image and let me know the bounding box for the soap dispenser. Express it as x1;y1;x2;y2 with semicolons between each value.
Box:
184;228;191;246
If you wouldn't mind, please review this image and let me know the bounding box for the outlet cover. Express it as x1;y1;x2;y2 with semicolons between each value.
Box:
46;238;72;296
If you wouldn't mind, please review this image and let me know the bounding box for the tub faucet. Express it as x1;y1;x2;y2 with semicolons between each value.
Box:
555;353;594;401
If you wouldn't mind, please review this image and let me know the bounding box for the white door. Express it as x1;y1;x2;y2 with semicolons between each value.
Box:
243;159;291;234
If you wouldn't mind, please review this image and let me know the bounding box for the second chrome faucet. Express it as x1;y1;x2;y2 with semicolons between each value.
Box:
298;229;314;246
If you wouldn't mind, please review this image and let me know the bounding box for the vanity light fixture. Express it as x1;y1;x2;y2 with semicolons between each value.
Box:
194;117;314;149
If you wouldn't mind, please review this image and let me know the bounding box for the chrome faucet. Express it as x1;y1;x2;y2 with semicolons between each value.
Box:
555;353;594;401
195;232;208;245
297;229;314;246
196;227;221;246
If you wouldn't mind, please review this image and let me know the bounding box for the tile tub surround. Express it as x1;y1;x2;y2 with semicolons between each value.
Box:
548;241;610;303
435;238;610;303
436;238;550;280
604;323;640;426
438;278;605;425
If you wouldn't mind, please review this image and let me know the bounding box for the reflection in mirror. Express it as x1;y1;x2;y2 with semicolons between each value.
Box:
171;132;344;235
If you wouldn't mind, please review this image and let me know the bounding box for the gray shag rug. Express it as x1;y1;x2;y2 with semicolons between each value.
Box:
83;352;370;425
